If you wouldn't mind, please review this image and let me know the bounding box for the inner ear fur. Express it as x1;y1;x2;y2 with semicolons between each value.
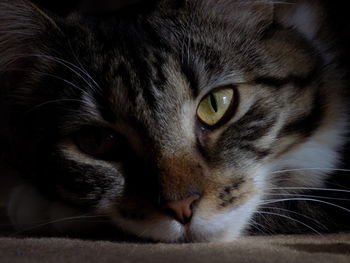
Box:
274;0;326;41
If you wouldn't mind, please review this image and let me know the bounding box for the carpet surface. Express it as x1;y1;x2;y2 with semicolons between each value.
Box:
0;179;349;263
0;234;349;263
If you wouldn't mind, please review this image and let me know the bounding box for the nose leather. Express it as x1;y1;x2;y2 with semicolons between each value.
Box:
165;194;200;225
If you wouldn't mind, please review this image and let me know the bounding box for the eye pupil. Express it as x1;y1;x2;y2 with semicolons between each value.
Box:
197;87;236;127
209;94;218;113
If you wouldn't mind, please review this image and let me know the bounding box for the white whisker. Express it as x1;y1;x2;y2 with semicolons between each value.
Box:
261;198;350;213
260;206;327;229
267;193;350;202
67;40;101;92
271;168;350;174
256;210;322;235
26;99;85;113
248;219;270;234
10;215;108;236
4;53;101;95
266;187;350;193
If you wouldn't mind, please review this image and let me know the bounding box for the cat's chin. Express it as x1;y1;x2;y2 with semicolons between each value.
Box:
111;215;242;243
111;196;260;243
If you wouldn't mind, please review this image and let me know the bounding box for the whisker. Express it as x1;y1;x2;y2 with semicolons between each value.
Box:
4;53;101;95
266;187;350;194
39;54;101;94
136;221;163;240
66;40;101;92
46;55;101;93
1;67;97;114
260;206;327;229
256;210;322;235
10;214;108;236
267;193;350;202
26;99;84;113
42;72;89;94
248;219;270;235
271;168;350;174
260;198;350;213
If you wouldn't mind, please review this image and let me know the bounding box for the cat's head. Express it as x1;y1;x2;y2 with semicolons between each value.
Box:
1;0;346;242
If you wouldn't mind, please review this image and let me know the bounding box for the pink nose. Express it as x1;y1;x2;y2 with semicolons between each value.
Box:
165;194;201;225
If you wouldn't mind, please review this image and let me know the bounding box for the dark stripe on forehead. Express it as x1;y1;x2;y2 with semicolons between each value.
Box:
181;61;199;97
140;19;172;53
115;62;137;106
151;52;168;90
278;91;325;138
134;58;155;106
180;40;224;97
254;68;319;88
109;17;172;108
120;48;157;108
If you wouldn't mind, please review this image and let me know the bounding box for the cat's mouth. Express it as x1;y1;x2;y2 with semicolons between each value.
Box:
110;193;261;242
110;213;233;243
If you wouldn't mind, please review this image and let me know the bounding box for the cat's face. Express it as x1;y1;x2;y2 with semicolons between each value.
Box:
1;0;345;242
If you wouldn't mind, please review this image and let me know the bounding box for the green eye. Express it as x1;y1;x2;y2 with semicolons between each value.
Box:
197;88;236;127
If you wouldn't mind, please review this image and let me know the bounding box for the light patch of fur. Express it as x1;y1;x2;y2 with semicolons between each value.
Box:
111;213;185;242
80;92;104;121
191;167;269;242
192;194;261;242
271;115;348;187
180;102;197;142
59;139;118;168
198;0;274;30
277;0;321;41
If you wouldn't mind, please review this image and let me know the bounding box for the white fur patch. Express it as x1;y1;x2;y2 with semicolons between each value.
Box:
191;193;262;242
271;115;348;187
288;2;319;40
111;213;185;242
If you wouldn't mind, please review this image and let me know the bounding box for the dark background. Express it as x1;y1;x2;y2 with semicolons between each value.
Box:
31;0;153;15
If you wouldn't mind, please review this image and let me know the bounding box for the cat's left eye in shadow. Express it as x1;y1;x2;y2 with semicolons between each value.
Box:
73;126;121;160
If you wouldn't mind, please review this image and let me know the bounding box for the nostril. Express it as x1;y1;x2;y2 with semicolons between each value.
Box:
164;194;200;225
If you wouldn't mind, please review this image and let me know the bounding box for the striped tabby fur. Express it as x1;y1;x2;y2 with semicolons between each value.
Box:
0;0;349;242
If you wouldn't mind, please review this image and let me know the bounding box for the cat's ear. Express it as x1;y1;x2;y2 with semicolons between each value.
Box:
0;0;62;71
186;0;274;34
80;0;147;14
275;0;325;41
196;0;325;40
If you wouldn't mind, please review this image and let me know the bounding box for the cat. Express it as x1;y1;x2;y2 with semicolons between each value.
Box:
0;0;349;243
